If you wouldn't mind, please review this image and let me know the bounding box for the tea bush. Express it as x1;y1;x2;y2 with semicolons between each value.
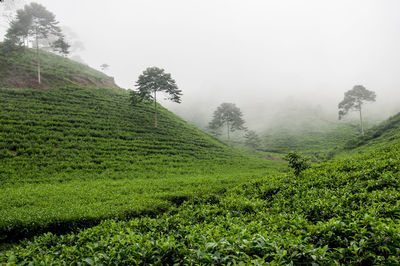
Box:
2;143;399;264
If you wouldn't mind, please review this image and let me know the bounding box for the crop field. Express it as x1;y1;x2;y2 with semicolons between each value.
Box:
0;86;285;242
2;141;399;264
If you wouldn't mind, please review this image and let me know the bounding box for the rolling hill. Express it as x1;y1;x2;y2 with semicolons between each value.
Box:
2;117;400;264
2;41;400;264
0;47;284;243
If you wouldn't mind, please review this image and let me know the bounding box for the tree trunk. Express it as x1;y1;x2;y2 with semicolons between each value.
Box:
154;91;157;128
36;29;41;85
226;120;230;141
359;106;364;136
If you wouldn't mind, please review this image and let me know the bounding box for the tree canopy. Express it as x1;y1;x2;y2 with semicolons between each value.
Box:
5;3;67;50
338;85;376;135
208;103;246;141
130;67;182;128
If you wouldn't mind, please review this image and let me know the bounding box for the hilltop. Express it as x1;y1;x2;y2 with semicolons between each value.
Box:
0;43;118;88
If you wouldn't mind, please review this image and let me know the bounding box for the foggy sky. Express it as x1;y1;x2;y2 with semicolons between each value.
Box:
1;0;400;129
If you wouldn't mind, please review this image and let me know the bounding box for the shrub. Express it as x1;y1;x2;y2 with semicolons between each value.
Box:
283;151;311;176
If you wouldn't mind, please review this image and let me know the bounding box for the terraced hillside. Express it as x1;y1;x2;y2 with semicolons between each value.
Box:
0;43;117;88
2;130;399;264
0;86;284;242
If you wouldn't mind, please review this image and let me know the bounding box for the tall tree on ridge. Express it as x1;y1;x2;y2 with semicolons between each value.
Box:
5;2;69;84
132;67;182;128
338;85;376;136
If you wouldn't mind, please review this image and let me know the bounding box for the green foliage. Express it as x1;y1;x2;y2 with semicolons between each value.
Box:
283;151;311;176
0;86;284;242
2;144;400;264
128;90;145;105
51;35;70;56
344;112;400;151
132;66;182;104
131;67;182;128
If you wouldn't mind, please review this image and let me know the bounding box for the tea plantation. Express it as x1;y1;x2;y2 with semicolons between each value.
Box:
1;138;400;264
1;45;400;264
0;86;284;243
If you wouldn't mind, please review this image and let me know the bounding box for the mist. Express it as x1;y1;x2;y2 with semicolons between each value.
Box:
2;0;400;130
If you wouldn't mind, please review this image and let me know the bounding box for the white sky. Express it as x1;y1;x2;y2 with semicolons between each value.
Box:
1;0;400;128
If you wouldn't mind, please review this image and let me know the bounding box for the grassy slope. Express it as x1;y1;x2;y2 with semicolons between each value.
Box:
2;136;399;264
0;43;117;88
335;112;400;157
0;86;285;242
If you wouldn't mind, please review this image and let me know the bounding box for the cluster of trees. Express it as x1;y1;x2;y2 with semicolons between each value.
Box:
128;67;260;151
3;2;70;85
205;84;376;149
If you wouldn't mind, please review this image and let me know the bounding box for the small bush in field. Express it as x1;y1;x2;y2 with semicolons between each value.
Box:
283;151;311;176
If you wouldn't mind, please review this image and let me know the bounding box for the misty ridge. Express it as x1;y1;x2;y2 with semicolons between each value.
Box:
2;0;400;137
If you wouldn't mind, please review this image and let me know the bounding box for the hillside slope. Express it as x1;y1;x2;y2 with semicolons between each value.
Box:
335;112;400;157
2;136;400;264
0;43;118;88
0;86;284;242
